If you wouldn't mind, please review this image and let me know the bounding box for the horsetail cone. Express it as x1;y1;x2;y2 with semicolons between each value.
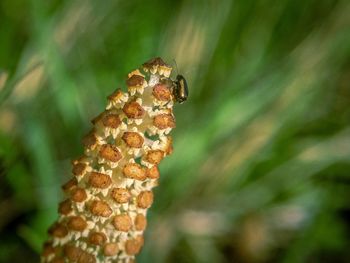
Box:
42;57;186;263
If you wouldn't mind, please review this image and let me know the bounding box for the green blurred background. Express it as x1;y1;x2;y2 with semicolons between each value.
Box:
1;0;350;262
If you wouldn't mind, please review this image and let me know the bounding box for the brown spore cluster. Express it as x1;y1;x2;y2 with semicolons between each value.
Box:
42;58;176;263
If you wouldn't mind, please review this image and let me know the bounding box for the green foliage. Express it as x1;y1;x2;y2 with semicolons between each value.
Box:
0;0;350;262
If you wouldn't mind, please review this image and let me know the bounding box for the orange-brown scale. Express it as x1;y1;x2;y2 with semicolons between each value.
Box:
88;172;112;189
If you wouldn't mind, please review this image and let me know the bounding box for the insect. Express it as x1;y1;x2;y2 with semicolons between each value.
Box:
173;74;188;103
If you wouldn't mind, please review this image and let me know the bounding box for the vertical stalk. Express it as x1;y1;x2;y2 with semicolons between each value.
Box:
42;58;178;263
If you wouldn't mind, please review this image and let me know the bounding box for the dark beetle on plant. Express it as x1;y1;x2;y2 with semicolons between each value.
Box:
173;74;188;104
